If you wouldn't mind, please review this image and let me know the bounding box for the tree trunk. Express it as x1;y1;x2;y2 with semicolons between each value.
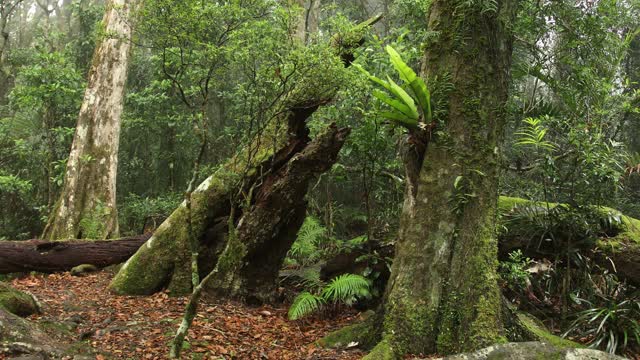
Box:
0;235;150;274
205;124;350;302
346;1;518;358
42;0;136;240
110;15;382;298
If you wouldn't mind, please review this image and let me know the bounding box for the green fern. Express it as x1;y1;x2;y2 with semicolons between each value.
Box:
515;117;556;151
321;274;371;306
288;292;325;320
286;216;326;265
288;273;371;320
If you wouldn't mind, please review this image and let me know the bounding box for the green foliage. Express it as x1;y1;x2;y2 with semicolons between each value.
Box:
321;273;371;306
0;174;32;195
514;117;555;151
354;45;432;130
288;273;371;320
288;292;326;321
286;216;327;266
499;250;532;292
565;283;640;354
118;193;182;236
78;201;112;239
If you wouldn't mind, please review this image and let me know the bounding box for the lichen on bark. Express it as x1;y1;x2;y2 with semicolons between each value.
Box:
338;1;520;358
42;0;138;241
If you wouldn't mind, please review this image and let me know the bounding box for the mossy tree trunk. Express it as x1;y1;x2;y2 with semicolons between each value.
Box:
110;15;382;298
360;1;518;358
42;0;136;240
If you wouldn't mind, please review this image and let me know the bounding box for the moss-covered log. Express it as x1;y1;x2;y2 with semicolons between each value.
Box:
498;196;640;286
0;234;150;274
0;307;59;357
110;15;382;298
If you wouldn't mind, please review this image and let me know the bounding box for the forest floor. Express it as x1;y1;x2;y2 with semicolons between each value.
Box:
7;270;367;360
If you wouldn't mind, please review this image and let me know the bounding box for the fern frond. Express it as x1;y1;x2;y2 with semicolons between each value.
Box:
288;292;325;320
321;274;371;305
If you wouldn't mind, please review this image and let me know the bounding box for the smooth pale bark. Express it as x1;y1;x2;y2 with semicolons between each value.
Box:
327;2;517;358
0;0;22;100
289;0;321;43
42;0;136;240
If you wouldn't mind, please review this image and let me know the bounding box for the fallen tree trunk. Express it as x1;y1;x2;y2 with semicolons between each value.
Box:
0;234;150;274
318;197;640;289
498;196;640;286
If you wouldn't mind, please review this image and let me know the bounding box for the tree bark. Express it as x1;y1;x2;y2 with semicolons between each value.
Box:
110;15;382;298
0;235;150;274
352;1;518;358
42;0;137;240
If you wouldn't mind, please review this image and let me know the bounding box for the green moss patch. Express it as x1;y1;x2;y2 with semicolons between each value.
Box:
0;282;40;317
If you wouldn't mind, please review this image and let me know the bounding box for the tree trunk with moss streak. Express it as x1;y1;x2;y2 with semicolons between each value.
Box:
109;15;382;298
358;1;517;358
42;0;136;240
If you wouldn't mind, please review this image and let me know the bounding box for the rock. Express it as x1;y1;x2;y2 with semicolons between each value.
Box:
438;342;624;360
0;282;40;317
70;264;98;277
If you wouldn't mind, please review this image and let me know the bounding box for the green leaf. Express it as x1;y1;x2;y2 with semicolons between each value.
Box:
372;90;417;120
321;274;371;304
385;45;432;122
385;75;419;119
288;292;325;320
380;111;419;129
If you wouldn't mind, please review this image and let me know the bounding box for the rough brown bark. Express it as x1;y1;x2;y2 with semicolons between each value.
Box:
0;234;150;274
346;1;518;358
110;15;382;298
205;124;351;302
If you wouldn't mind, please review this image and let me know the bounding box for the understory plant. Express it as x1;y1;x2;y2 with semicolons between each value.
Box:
564;276;640;354
288;273;371;320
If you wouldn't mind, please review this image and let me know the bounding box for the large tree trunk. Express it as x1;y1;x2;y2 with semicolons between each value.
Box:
110;15;382;298
42;0;136;240
0;235;150;274
338;2;518;358
205;124;350;302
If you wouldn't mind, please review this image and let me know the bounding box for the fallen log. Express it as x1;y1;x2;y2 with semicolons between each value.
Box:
0;234;150;274
316;197;640;291
498;196;640;286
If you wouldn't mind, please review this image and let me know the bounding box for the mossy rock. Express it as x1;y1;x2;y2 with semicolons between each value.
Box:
70;264;99;277
0;282;40;317
439;341;623;360
515;313;582;349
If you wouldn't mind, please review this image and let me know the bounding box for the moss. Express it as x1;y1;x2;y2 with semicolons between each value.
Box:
498;196;640;254
517;313;583;349
0;282;39;317
362;338;397;360
70;264;98;276
318;311;381;350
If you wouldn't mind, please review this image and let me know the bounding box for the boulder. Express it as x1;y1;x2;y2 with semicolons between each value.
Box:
0;282;40;317
439;342;624;360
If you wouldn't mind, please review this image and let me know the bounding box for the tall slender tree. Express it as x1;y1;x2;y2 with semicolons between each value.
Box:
42;0;136;240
